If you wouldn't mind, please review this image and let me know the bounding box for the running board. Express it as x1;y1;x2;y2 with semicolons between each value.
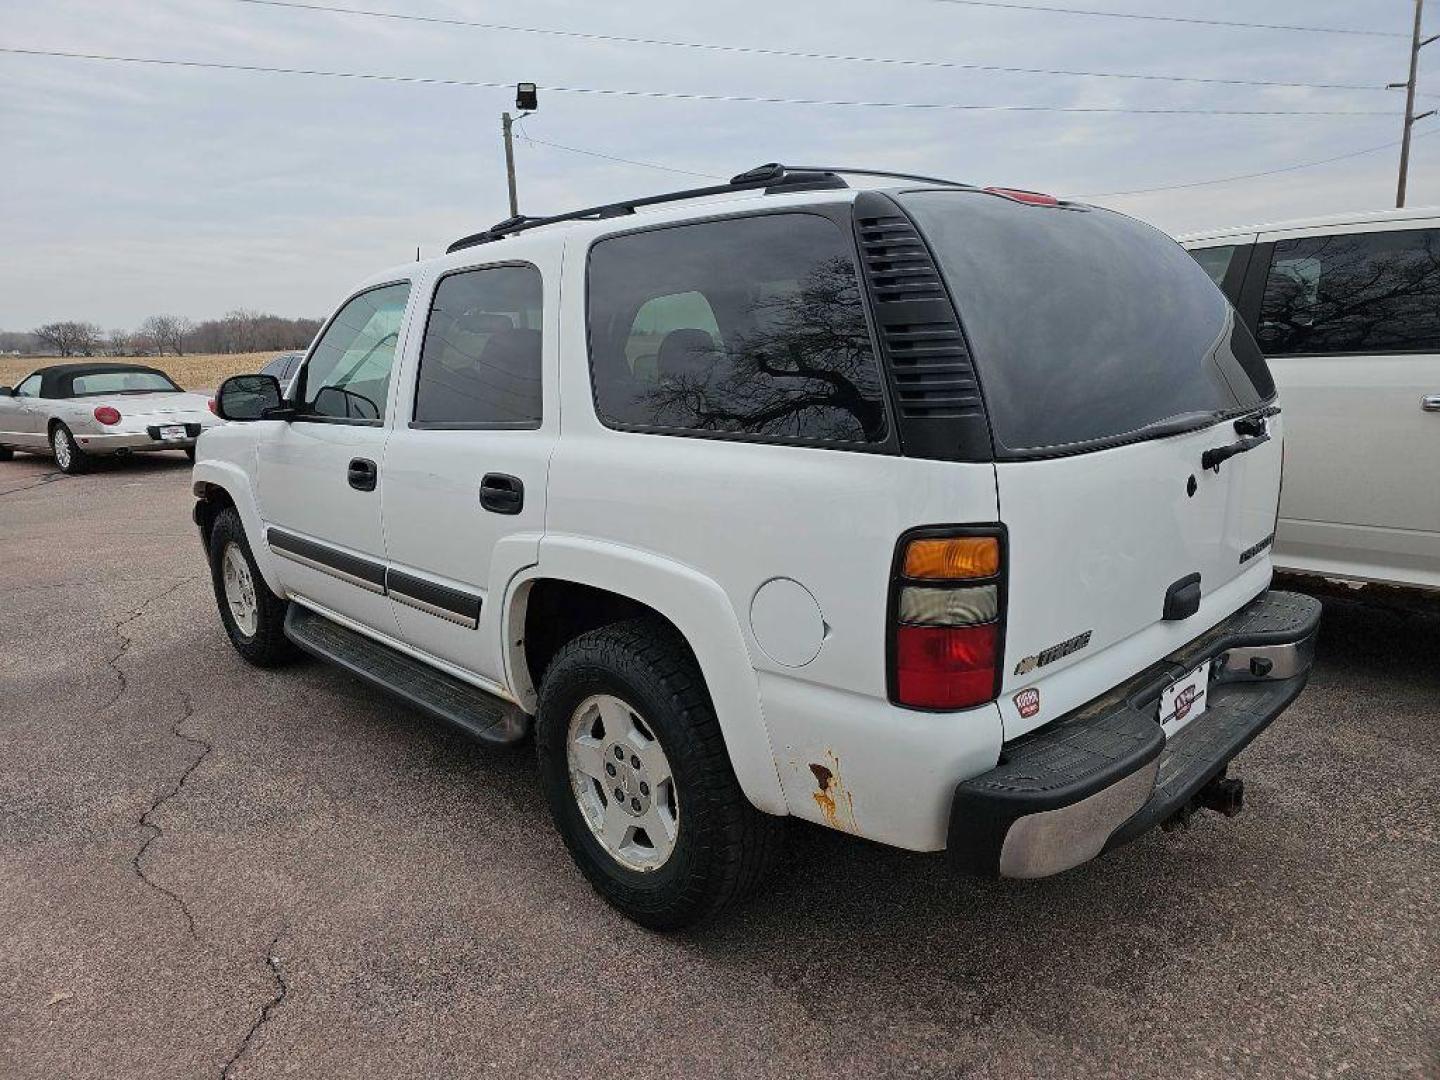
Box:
284;604;529;746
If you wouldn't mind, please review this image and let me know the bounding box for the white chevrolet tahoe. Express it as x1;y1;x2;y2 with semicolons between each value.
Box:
193;164;1320;928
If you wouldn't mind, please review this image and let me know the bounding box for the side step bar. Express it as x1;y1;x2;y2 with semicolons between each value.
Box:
284;604;529;746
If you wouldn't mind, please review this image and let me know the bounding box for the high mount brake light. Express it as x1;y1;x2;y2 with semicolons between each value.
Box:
889;529;1006;710
983;187;1060;207
93;406;121;425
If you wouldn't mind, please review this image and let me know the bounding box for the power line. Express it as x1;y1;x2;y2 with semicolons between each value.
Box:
1081;124;1438;197
515;131;725;179
233;0;1390;94
0;47;1400;117
925;0;1407;37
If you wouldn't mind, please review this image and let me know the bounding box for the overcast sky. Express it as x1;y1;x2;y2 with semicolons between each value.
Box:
2;0;1434;329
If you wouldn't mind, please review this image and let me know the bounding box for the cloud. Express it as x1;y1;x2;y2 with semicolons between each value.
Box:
0;0;1423;326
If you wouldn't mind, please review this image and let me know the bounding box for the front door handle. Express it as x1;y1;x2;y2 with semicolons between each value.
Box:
347;457;378;492
1423;395;1440;412
480;472;523;514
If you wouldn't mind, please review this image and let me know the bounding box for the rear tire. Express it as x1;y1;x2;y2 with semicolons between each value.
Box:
536;619;785;929
50;424;88;474
208;507;295;667
0;446;12;461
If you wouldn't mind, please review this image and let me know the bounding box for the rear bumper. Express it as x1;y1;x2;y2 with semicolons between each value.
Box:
76;424;203;454
946;589;1321;878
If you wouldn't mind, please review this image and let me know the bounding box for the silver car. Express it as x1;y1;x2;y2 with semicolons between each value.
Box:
0;362;221;473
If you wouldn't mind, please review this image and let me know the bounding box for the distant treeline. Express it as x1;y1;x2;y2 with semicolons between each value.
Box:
1;310;323;358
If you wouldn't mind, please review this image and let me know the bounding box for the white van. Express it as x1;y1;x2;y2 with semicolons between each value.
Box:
1182;209;1440;593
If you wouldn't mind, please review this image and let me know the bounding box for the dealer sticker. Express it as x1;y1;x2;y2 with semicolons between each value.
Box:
1013;687;1041;719
1159;662;1209;738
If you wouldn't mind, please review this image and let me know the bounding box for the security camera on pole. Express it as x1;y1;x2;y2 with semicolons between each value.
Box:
502;83;538;217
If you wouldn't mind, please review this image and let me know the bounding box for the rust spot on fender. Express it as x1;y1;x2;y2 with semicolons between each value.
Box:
808;752;856;833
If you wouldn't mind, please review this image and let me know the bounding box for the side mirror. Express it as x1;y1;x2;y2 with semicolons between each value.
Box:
216;374;285;421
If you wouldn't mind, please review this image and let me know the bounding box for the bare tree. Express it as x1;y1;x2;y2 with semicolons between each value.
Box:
107;329;131;357
33;321;104;357
627;255;886;442
221;308;264;353
138;314;196;356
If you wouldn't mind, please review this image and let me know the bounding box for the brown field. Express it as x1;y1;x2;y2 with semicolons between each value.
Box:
0;352;274;392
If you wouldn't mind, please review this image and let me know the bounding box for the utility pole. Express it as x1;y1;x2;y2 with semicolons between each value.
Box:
1394;0;1438;208
501;84;538;218
501;112;519;217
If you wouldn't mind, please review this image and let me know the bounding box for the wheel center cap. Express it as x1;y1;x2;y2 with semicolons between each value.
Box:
605;741;651;817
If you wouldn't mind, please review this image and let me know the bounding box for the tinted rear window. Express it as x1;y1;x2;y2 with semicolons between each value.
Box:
899;191;1274;455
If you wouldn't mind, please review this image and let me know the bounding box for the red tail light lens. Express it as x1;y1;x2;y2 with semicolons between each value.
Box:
93;406;121;425
207;397;219;416
895;624;999;709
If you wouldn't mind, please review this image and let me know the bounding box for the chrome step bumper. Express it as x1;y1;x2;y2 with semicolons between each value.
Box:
947;590;1322;879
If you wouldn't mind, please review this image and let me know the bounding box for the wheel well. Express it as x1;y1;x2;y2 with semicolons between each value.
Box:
193;482;236;550
522;579;693;693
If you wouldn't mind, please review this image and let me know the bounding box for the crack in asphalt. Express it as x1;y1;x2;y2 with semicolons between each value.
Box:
102;575;199;712
221;931;290;1080
0;471;68;498
131;691;213;941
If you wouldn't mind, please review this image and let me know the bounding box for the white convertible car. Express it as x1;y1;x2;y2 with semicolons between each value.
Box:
0;362;221;473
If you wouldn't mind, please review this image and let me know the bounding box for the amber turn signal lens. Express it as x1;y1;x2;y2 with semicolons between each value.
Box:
903;537;1000;580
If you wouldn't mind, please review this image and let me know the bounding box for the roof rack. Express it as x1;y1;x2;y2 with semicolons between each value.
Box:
444;163;972;254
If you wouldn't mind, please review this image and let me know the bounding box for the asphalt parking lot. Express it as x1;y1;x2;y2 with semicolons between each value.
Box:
1;453;1436;1079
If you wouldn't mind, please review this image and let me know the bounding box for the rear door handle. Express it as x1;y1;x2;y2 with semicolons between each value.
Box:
1423;395;1440;412
347;457;378;492
480;473;524;514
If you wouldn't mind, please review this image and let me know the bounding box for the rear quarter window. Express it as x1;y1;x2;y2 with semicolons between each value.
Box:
1258;228;1440;355
586;212;889;446
898;191;1274;456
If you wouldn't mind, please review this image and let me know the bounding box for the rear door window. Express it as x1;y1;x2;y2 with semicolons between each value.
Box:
1258;229;1440;355
898;190;1274;456
587;213;889;445
300;283;411;422
413;264;543;427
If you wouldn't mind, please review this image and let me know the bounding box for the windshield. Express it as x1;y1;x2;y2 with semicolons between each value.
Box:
69;371;182;396
897;191;1274;457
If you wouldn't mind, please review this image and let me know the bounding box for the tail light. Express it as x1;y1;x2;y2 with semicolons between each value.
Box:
889;528;1005;710
207;397;219;416
93;405;121;425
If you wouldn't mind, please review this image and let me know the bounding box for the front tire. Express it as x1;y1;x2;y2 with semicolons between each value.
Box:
50;424;88;474
0;446;13;461
208;508;295;666
536;619;785;929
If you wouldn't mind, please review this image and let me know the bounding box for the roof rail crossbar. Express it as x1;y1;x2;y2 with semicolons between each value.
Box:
444;163;970;254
